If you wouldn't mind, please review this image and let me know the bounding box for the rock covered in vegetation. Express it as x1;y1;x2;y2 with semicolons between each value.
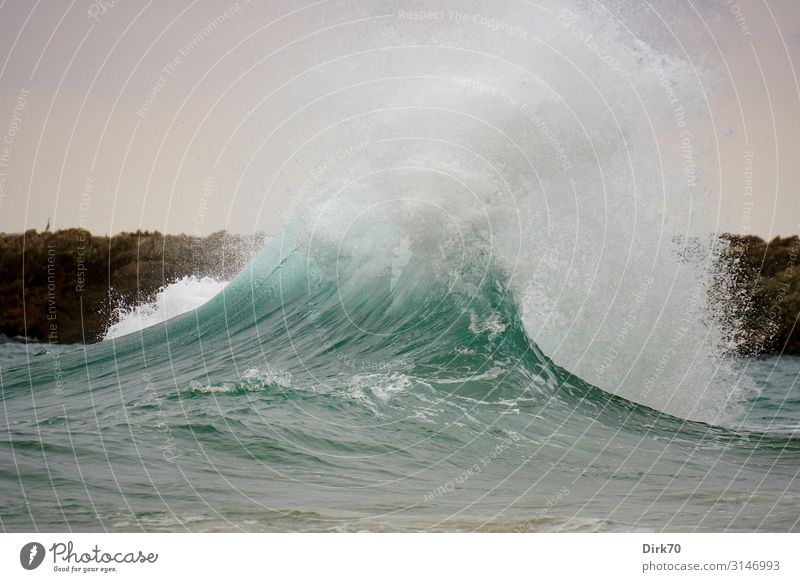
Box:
0;229;264;343
719;235;800;355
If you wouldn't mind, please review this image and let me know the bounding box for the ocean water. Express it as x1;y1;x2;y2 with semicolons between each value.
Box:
1;0;799;532
0;229;797;532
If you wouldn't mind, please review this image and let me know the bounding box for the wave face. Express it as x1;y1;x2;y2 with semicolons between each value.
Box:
1;0;798;531
2;219;798;532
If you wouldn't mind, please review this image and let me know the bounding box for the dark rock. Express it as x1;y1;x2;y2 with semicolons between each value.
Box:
0;229;264;344
718;234;800;355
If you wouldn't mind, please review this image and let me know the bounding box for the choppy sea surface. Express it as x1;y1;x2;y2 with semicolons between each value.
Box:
0;234;797;532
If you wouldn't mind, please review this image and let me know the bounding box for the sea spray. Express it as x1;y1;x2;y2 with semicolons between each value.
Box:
104;276;229;340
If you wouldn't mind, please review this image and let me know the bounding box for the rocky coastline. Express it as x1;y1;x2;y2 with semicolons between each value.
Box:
0;229;264;344
0;230;799;355
720;234;800;355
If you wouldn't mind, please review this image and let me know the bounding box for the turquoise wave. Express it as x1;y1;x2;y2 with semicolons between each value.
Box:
0;228;798;532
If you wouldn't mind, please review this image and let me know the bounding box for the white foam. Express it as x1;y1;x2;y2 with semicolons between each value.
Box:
279;0;751;424
104;276;228;340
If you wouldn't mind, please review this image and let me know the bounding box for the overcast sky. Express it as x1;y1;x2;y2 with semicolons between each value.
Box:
0;0;798;237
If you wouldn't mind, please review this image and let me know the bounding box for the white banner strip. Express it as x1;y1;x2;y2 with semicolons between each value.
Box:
1;533;797;581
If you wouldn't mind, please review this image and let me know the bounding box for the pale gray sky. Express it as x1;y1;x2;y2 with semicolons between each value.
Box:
0;0;798;236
